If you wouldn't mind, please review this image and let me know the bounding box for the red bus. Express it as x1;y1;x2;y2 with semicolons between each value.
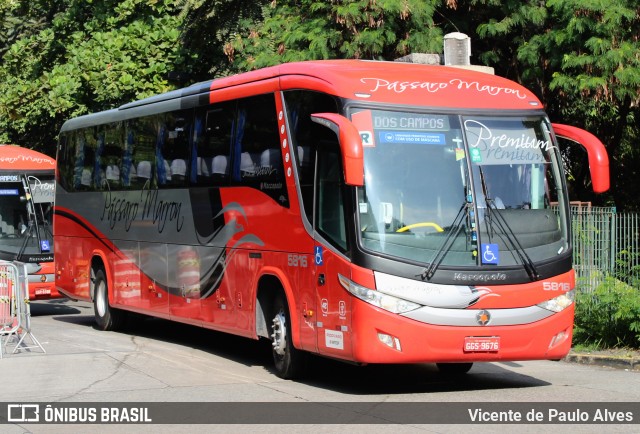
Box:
54;60;608;378
0;144;58;299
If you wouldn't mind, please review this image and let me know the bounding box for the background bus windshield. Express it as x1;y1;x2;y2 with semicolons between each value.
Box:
0;175;54;261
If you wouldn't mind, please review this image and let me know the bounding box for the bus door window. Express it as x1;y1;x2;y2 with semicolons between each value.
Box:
315;139;348;253
193;101;235;187
313;131;354;356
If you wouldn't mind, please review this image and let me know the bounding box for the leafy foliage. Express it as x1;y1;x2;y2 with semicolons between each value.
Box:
0;0;639;214
223;0;444;71
176;0;267;79
466;0;640;210
0;0;187;155
574;276;640;348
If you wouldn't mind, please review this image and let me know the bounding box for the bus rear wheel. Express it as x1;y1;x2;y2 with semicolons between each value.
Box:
436;362;473;374
93;268;126;331
271;293;307;379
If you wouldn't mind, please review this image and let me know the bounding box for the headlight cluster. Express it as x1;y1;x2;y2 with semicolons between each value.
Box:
338;274;421;314
537;289;575;312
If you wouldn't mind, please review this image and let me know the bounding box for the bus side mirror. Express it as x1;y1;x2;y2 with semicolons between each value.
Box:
551;123;610;193
310;113;364;186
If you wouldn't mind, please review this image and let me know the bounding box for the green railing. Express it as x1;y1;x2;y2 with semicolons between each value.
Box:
571;205;640;290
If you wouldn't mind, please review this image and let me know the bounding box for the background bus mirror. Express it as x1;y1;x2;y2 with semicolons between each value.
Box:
552;123;610;193
310;113;364;186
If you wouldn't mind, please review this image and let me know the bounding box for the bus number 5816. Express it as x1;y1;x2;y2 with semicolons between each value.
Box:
288;254;308;268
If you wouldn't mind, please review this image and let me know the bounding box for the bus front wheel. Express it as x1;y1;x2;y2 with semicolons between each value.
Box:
271;293;307;379
93;268;126;331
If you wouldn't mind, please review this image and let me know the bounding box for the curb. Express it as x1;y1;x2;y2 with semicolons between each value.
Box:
563;352;640;371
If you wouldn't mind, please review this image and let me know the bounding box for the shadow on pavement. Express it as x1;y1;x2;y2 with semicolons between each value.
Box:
30;298;88;316
34;299;551;395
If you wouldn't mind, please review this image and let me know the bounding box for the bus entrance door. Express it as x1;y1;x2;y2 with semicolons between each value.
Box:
314;245;353;360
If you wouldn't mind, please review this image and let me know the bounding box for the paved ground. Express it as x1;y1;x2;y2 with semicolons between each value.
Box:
1;299;639;433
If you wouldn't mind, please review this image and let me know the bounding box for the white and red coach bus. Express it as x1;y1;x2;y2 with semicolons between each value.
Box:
54;60;609;378
0;144;58;299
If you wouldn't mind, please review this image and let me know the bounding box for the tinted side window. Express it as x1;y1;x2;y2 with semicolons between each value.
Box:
102;122;124;189
283;91;340;223
57;133;74;191
192;101;235;187
73;128;97;191
234;94;288;207
157;109;193;188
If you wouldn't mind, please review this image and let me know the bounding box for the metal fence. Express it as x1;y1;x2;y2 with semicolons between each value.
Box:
571;205;640;290
0;261;45;358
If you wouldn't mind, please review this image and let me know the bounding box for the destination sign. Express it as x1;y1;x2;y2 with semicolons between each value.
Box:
378;131;446;145
373;111;450;131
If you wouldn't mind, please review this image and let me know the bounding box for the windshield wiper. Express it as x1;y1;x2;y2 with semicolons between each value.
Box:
484;203;540;281
478;167;540;281
419;201;469;281
17;175;48;260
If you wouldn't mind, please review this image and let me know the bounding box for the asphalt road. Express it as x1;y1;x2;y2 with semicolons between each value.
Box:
1;299;639;433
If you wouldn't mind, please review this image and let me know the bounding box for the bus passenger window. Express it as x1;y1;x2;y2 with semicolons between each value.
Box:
160;109;193;188
193;102;234;187
103;122;125;189
74;130;97;191
283;90;339;224
235;94;288;206
129;116;157;189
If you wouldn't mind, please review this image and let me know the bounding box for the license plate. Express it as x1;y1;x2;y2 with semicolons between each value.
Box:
464;336;500;352
35;288;51;295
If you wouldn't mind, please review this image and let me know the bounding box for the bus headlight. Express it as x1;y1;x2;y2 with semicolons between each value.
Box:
338;274;421;314
537;289;575;313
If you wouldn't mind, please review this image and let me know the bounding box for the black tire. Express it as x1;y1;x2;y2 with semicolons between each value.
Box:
271;293;307;379
436;362;473;374
93;268;126;331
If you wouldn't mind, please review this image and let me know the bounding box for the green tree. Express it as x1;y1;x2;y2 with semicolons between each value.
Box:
466;0;640;210
0;0;66;59
176;0;267;80
221;0;445;71
0;0;188;156
1;0;638;214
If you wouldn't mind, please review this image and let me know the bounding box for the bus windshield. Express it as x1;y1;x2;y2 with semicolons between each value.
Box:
0;175;54;261
352;108;569;269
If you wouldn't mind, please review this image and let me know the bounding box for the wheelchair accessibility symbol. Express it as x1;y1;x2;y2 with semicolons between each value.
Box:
314;246;323;266
481;243;499;265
